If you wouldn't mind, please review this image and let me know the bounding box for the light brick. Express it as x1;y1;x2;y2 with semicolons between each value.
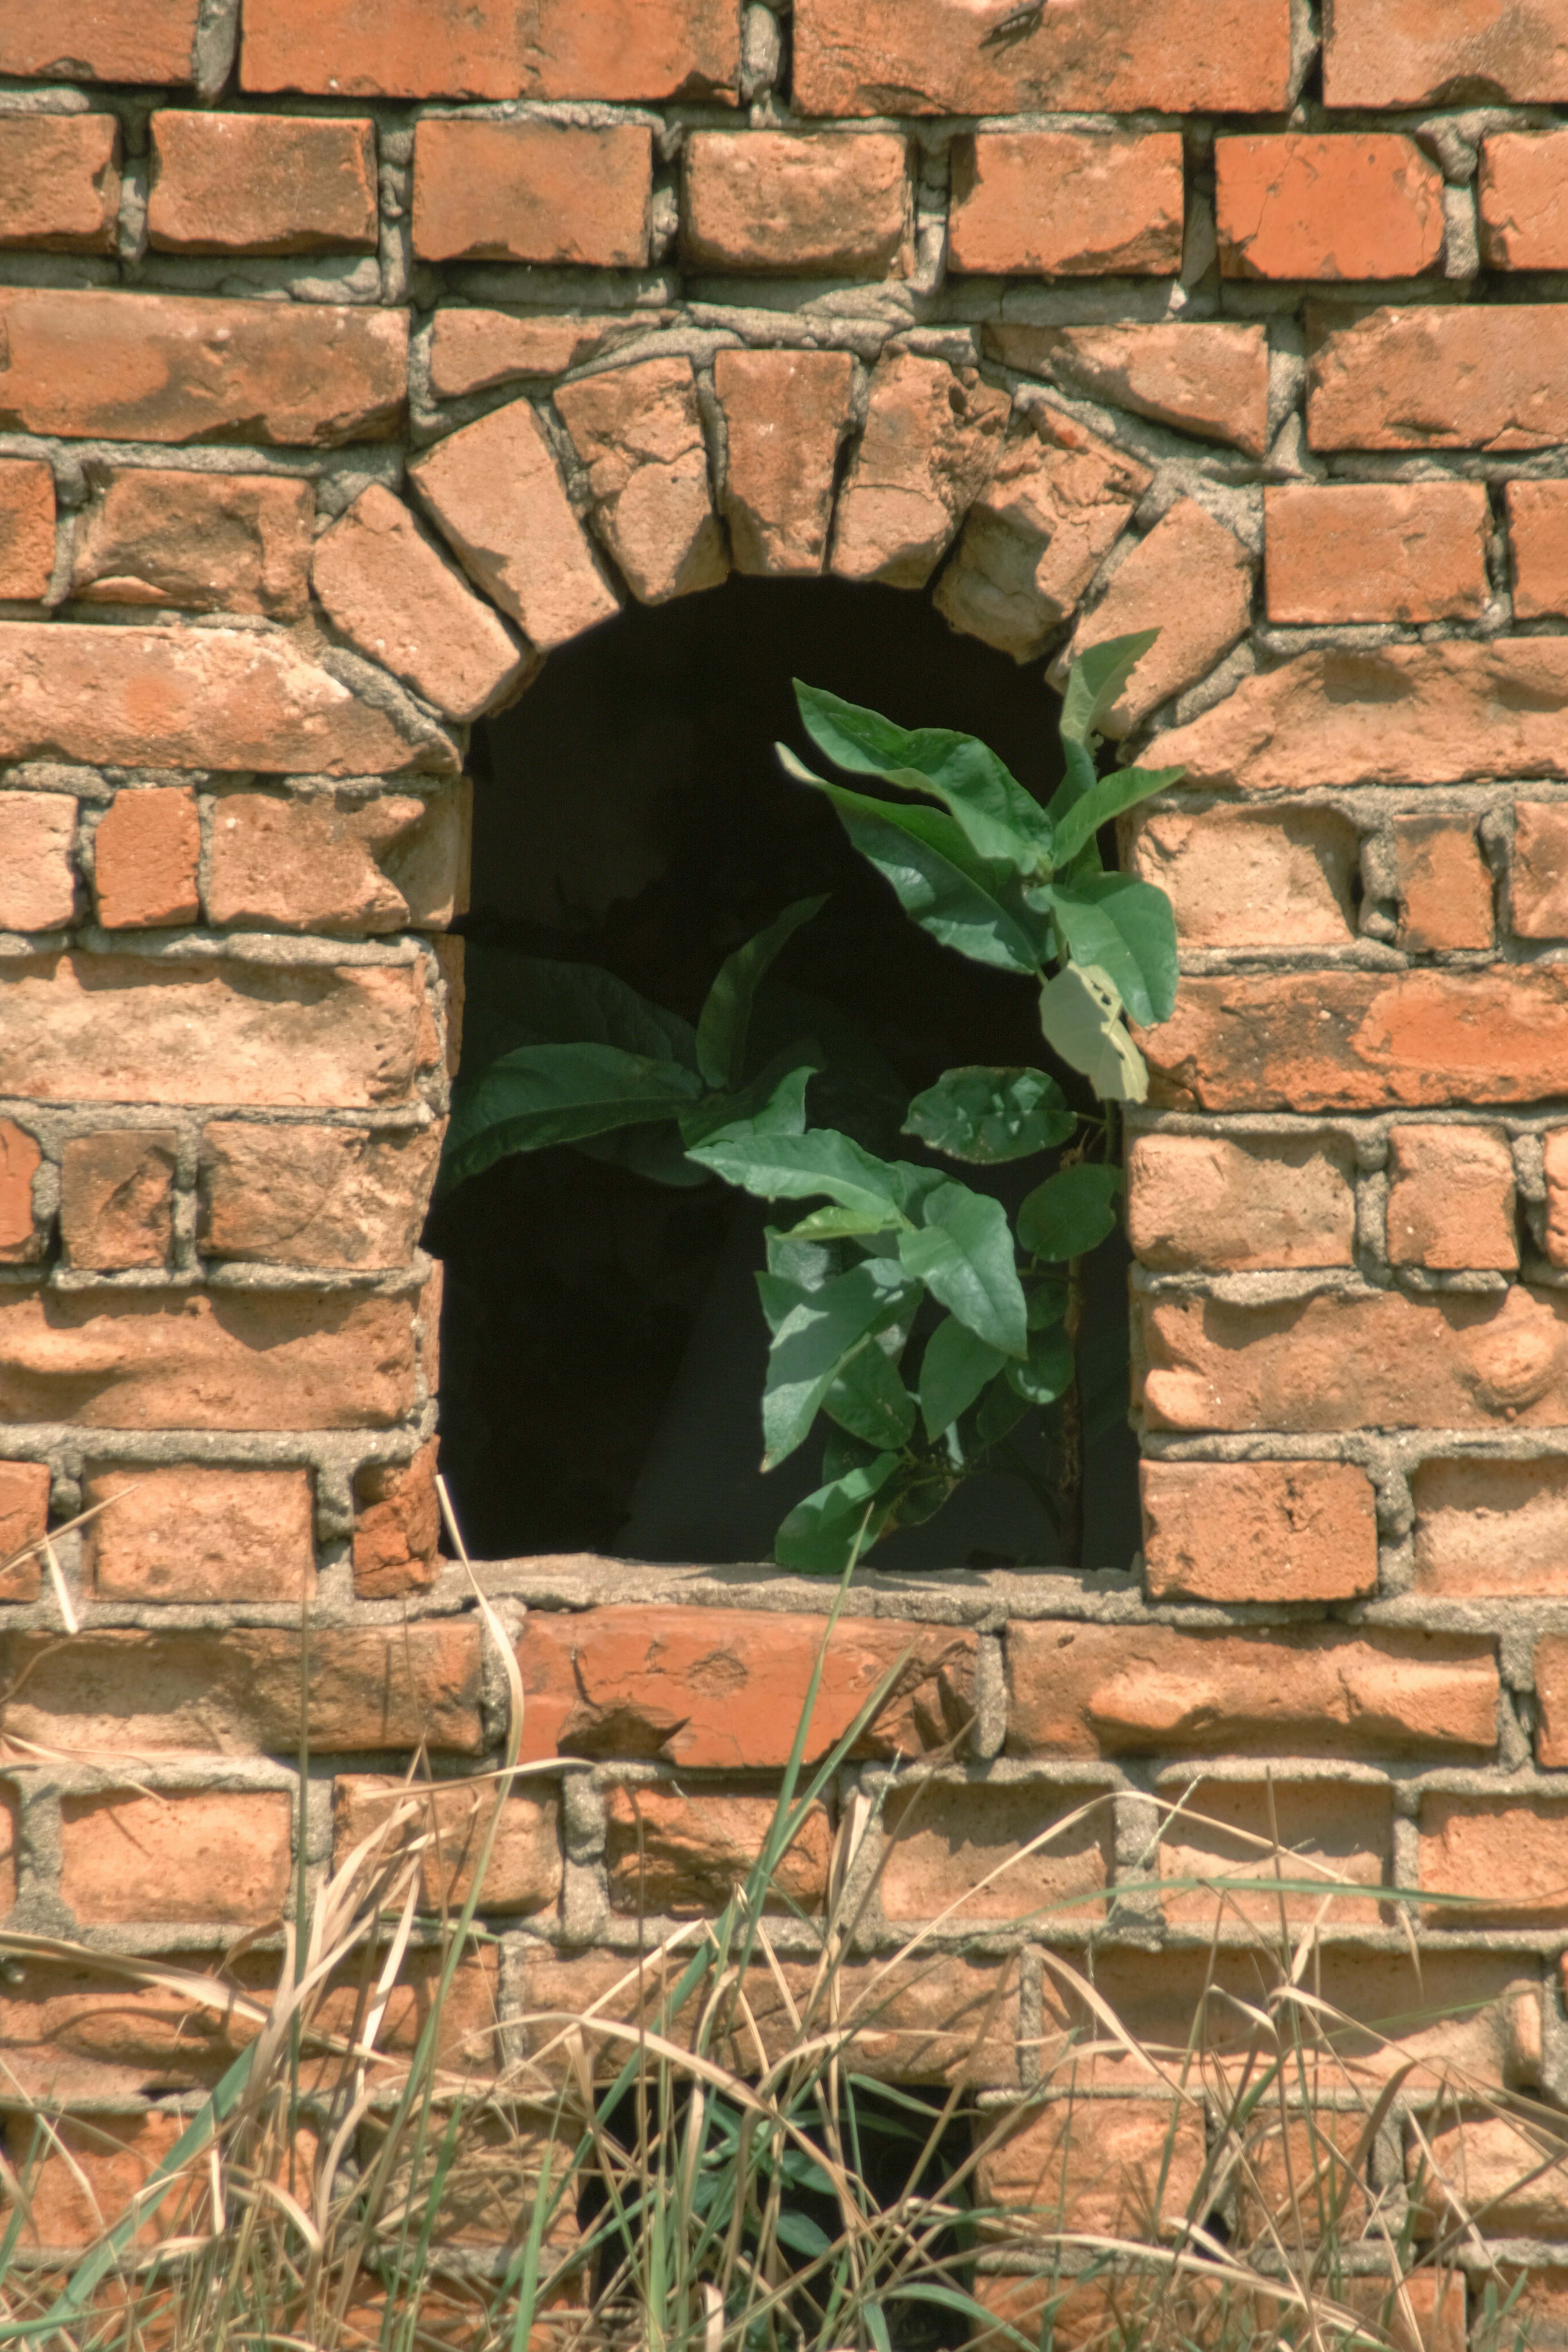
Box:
0;1784;13;1913
7;2111;194;2249
1241;2111;1374;2241
1265;481;1489;625
831;352;1010;590
1420;1795;1568;1925
240;0;739;102
1414;1454;1568;1599
1159;1777;1390;1928
1124;804;1356;950
1140;1460;1379;1604
413;119;651;269
1390;812;1494;952
1386;1125;1517;1272
0;795;75;931
1414;2114;1568;2240
1127;1132;1356;1272
715;348;855;576
335;1775;561;1914
149;112;377;254
205;786;464;933
985;320;1271;458
60;1789;294;1925
1310;305;1568;452
0;1948;277;2105
426;310;655;399
93;786;198;929
312;486;528;724
0;116;119;253
0;1459;49;1604
1060;497;1253;735
411;400;621;654
352;1439;442;1598
950;131;1183;278
682;131;911;276
200;1120;437;1269
1510;480;1568;621
0;1;202;83
1325;0;1568;107
60;1131;177;1272
1534;1637;1568;1766
71;468;314;617
555;356;728;607
1217;133;1444;280
83;1462;316;1603
1007;1620;1498;1760
0;460;56;602
0;1123;41;1270
604;1784;831;1915
978;2099;1205;2238
1481;130;1568;270
1546;1131;1568;1266
878;1780;1111;1924
1511;801;1568;937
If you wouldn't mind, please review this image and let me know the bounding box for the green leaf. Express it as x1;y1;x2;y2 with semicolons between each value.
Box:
1006;1324;1075;1406
779;748;1049;977
1040;875;1178;1027
773;1454;900;1574
1018;1164;1123;1259
974;1372;1030;1444
761;1257;915;1468
1027;1278;1069;1328
440;1045;703;1194
678;1051;820;1150
1038;962;1149;1105
920;1314;1007;1441
793;682;1054;869
902;1065;1075;1165
1047;763;1187;871
824;1341;917;1450
1059;628;1160;748
899;1181;1027;1358
695;896;827;1090
773;2210;834;2259
686;1126;923;1227
459;944;698;1072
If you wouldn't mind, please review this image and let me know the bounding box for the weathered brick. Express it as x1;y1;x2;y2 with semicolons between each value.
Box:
604;1784;832;1915
1420;1794;1568;1925
335;1775;561;1914
60;1789;294;1926
93;786;198;929
1217;133;1445;280
1413;2114;1568;2240
0;794;75;931
1127;1132;1356;1273
791;0;1292;116
241;0;739;102
0;1123;41;1272
985;320;1270;458
0;116;119;253
1159;1776;1390;1927
71;468;314;618
411;401;621;653
518;1607;977;1769
1123;805;1358;949
149;112;378;254
312;486;528;724
0;1;203;84
1265;481;1489;625
60;1131;177;1272
1241;2111;1374;2241
1414;1454;1568;1598
0;1623;482;1756
1386;1125;1518;1272
1324;0;1568;107
83;1462;316;1603
684;131;910;277
352;1439;442;1597
0;1288;414;1430
935;401;1149;661
0;1459;49;1603
206;786;463;932
1535;1637;1568;1766
979;2099;1205;2238
200;1120;437;1269
1546;1131;1568;1265
7;2111;194;2249
950;131;1183;278
1480;130;1568;270
555;357;728;606
0;1783;13;1913
1309;305;1568;452
1007;1620;1498;1760
0;460;56;602
1060;498;1253;735
1509;480;1568;621
413;119;651;269
1140;1460;1378;1604
0;1948;276;2103
878;1779;1111;1924
832;353;1010;590
0;290;405;446
715;348;854;576
1390;813;1494;952
426;309;655;399
1511;801;1568;937
1139;1283;1568;1433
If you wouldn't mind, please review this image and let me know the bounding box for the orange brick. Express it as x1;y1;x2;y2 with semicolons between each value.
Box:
0;1459;49;1603
352;1439;442;1597
241;0;739;100
0;1947;276;2105
0;116;119;253
1126;1132;1356;1272
426;309;648;399
1390;813;1494;952
949;130;1183;278
1060;497;1253;735
1159;1777;1390;1928
70;467;314;617
1385;1125;1517;1272
604;1784;832;1915
715;347;855;575
1140;1460;1379;1604
1414;1454;1568;1599
92;786;198;929
1325;0;1568;106
205;788;462;932
0;794;75;930
83;1462;316;1603
986;320;1271;459
0;459;55;601
1217;133;1444;280
0;1;202;83
878;1780;1111;1925
1481;130;1568;270
1240;2110;1374;2240
1510;480;1568;621
1545;1132;1568;1265
60;1789;294;1925
1535;1637;1568;1767
1420;1794;1568;1925
149;111;377;254
978;2099;1205;2239
414;119;650;268
0;1122;41;1269
1414;2114;1568;2241
555;356;728;605
682;132;910;276
1124;805;1358;949
6;2111;194;2249
1265;482;1489;625
200;1121;438;1270
1511;801;1568;937
1310;307;1568;453
832;352;1010;590
335;1775;562;1914
0;1783;13;1913
60;1131;177;1272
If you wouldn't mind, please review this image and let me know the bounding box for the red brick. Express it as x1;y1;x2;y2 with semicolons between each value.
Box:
1217;133;1444;281
335;1775;561;1913
1142;966;1568;1113
950;131;1182;279
206;786;462;932
878;1780;1111;1924
6;2111;194;2249
1139;1283;1568;1434
0;289;404;447
1386;1125;1517;1272
1325;0;1568;107
1420;1795;1568;1925
518;1606;976;1769
1241;2110;1375;2241
0;1459;49;1604
414;119;650;269
1310;305;1568;453
426;309;656;399
1140;1460;1378;1604
682;131;910;276
200;1120;437;1269
1390;813;1494;952
1007;1620;1498;1761
149;111;377;255
1159;1777;1391;1928
93;786;198;929
1414;1454;1568;1598
60;1130;177;1272
979;2098;1205;2238
312;486;528;724
70;467;314;618
0;460;56;602
1535;1637;1568;1766
0;794;75;930
0;1123;41;1272
243;0;739;100
555;357;728;606
1546;1131;1568;1265
984;320;1271;459
1511;801;1568;937
83;1462;316;1603
1265;481;1488;626
0;1288;415;1430
0;1949;276;2104
411;401;621;653
352;1439;442;1597
60;1789;294;1926
1414;2114;1568;2240
831;352;1010;590
1060;497;1253;735
0;1;203;84
1480;130;1568;269
792;0;1292;116
0;116;119;253
1127;1133;1356;1272
604;1784;832;1915
1123;805;1358;949
1509;480;1568;621
715;348;855;576
0;1623;483;1756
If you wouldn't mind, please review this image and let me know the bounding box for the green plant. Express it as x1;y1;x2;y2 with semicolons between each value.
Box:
438;633;1184;1574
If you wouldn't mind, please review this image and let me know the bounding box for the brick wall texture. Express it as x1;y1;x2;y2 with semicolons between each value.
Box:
5;0;1568;2312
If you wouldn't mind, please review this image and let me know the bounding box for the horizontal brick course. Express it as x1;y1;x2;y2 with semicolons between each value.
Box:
1390;813;1494;953
0;0;202;84
412;119;652;269
200;1121;437;1268
70;468;314;618
949;131;1183;279
1419;1794;1568;1925
1309;306;1568;452
0;116;120;253
94;785;199;929
206;786;465;933
60;1789;294;1925
1479;130;1568;270
1127;1132;1356;1272
682;131;911;278
83;1462;317;1602
1140;1459;1378;1604
1385;1125;1518;1272
604;1784;831;1916
1124;805;1358;949
1508;479;1568;621
1216;134;1445;281
1264;481;1489;626
240;0;739;101
1159;1778;1391;1928
1413;1456;1568;1599
878;1780;1111;1924
352;1441;441;1597
148;112;378;255
979;2099;1205;2239
335;1776;561;1913
1324;0;1568;107
60;1129;177;1271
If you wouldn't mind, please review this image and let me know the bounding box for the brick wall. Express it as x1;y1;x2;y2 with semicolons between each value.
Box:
4;0;1568;2313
